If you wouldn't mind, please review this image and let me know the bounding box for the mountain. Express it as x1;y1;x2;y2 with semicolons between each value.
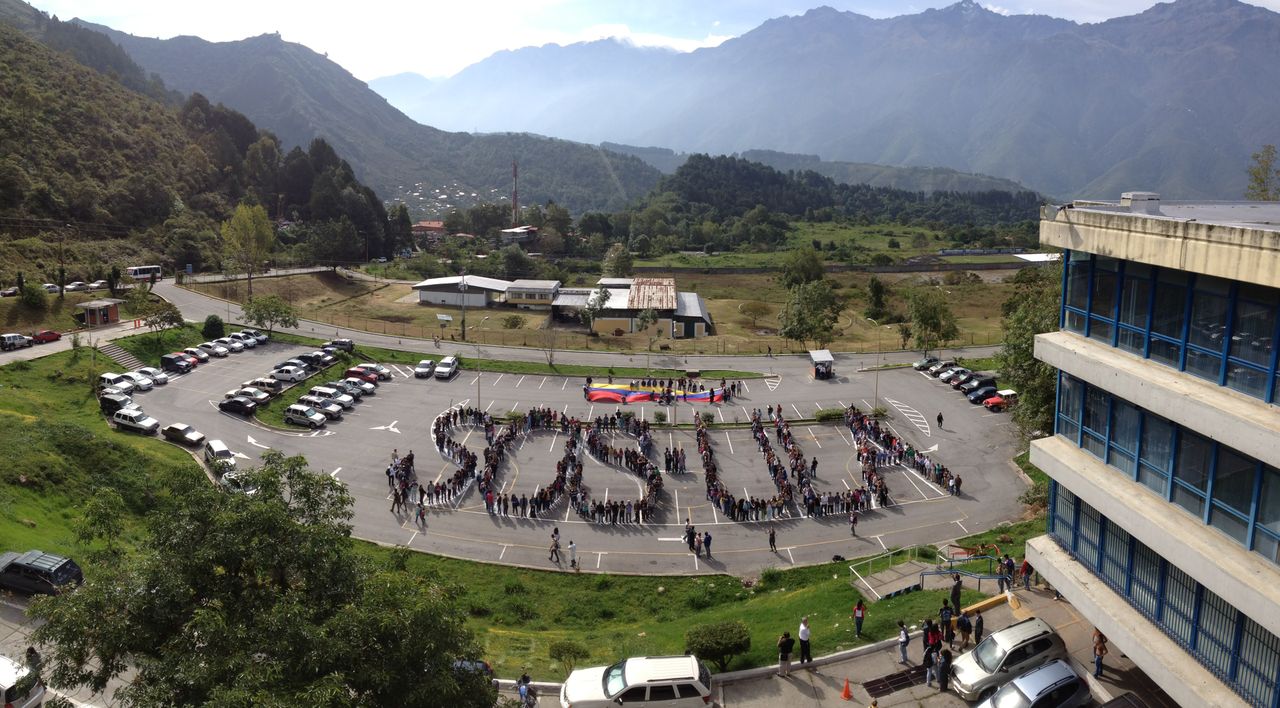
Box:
398;0;1280;200
367;72;433;112
76;22;663;216
600;143;1035;193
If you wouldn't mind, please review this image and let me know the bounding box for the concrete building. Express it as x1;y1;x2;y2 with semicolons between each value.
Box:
551;277;713;338
1027;193;1280;708
506;279;560;310
411;275;510;307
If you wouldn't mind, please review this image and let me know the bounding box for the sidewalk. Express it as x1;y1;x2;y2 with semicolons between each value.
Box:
714;584;1173;707
0;320;144;367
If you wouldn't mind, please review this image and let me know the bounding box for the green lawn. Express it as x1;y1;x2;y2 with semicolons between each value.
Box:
113;323;208;366
633;222;945;269
956;354;1002;373
940;254;1029;265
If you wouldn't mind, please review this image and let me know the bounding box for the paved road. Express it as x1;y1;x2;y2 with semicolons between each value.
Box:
119;333;1025;575
0;320;145;368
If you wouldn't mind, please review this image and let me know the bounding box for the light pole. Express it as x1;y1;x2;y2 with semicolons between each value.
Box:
475;316;490;357
459;271;468;340
867;317;882;409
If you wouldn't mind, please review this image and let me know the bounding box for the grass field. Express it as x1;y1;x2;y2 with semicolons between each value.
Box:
634;223;945;268
0;290;144;335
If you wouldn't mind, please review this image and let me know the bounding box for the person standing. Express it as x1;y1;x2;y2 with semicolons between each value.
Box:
703;531;713;558
939;600;955;649
1021;558;1034;590
776;631;795;677
956;611;973;649
950;573;963;614
798;617;813;665
974;609;985;644
1093;629;1109;677
922;642;938;687
693;532;703;558
568;540;577;570
768;524;777;553
849;509;858;536
549;537;560;563
896;620;910;664
852;600;867;638
937;649;952;692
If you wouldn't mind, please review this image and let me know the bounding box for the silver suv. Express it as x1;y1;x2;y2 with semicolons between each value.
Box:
950;617;1068;701
976;658;1089;708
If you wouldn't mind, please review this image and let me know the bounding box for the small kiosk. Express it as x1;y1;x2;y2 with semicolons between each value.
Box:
75;298;124;327
809;349;835;380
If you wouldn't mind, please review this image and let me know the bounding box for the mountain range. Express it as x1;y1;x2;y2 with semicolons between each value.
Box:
376;0;1280;200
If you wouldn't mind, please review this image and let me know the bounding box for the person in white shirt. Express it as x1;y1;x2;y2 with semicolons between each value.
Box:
798;616;813;664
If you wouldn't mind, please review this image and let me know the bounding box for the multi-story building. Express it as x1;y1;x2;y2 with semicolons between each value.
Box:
1027;192;1280;707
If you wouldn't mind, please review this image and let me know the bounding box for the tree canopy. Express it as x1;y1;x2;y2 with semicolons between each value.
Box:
906;288;959;354
30;451;495;708
995;264;1061;435
221;203;275;297
242;294;300;335
778;280;843;348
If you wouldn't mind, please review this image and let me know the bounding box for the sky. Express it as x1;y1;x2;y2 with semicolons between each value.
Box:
37;0;1280;81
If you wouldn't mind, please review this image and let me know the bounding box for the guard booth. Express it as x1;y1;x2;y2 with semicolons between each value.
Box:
809;350;835;380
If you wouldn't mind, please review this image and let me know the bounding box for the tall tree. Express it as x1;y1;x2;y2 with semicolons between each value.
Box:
241;295;299;336
906;288;959;354
779;246;824;289
221;203;275;297
778;280;842;348
601;243;633;277
580;285;611;330
995;264;1062;435
865;276;890;320
1246;144;1279;201
29;452;495;707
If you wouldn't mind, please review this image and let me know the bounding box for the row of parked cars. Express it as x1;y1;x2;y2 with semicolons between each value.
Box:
913;355;1018;412
0;280;110;297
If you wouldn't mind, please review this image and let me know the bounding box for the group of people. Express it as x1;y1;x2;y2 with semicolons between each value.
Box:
575;420;664;525
696;415;790;523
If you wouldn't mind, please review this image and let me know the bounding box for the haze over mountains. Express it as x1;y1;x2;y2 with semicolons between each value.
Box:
375;0;1280;200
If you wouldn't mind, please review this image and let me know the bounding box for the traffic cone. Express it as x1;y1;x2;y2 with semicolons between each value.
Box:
840;678;853;701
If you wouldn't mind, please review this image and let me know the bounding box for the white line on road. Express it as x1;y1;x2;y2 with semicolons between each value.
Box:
468;376;479;385
876;536;888;551
717;406;725;423
657;537;684;542
742;405;751;419
841;478;850;490
806;427;822;448
597;552;604;569
954;519;969;533
724;431;734;454
741;381;749;393
675;488;680;522
484;400;494;412
561;379;568;390
861;399;872;408
499;545;508;560
539;376;547;389
330;467;342;478
510;400;520;412
407;530;418;545
898;466;929;500
838;400;847;408
493;374;504;386
516;375;525;387
786;548;795;565
549;430;559;452
640;406;645;421
791;403;803;418
692;554;699;571
712;505;719;524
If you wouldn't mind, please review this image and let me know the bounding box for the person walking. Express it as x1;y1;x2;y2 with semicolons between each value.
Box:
936;412;943;429
768;524;777;553
939;600;955;649
852;600;867;638
1093;629;1109;677
703;531;712;558
798;617;813;665
1021;558;1034;590
896;620;910;664
922;642;938;687
848;509;858;536
937;649;953;692
776;631;796;677
568;540;577;570
956;611;973;649
549;537;560;563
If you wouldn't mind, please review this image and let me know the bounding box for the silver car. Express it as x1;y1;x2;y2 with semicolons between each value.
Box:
283;404;326;429
974;659;1089;708
213;337;244;353
951;618;1068;701
135;367;170;385
199;341;230;357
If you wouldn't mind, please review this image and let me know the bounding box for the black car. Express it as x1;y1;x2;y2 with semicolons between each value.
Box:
296;353;326;369
0;550;83;595
219;396;258;416
160;353;193;373
325;338;355;352
960;376;996;394
99;393;136;415
967;385;998;404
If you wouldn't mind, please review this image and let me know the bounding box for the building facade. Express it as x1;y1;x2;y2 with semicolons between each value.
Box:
1027;194;1280;707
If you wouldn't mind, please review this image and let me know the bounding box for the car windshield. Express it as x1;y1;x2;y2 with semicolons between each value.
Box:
990;681;1033;708
215;450;233;459
604;660;628;695
972;636;1007;673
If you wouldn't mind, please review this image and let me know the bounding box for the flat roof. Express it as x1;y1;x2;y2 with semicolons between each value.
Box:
597;277;634;287
1063;200;1280;234
509;279;560;290
674;292;711;322
808;349;835;363
411;275;511;292
75;298;124;308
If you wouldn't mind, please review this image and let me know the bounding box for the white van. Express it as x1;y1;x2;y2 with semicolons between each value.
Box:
435;356;459;380
309;386;354;409
0;333;32;351
0;654;45;708
203;439;237;473
98;372;135;394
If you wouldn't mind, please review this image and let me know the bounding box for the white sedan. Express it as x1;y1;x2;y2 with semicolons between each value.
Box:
224;387;271;405
272;365;307;383
120;372;154;391
214;337;245;353
135;367;170;385
198;341;229;357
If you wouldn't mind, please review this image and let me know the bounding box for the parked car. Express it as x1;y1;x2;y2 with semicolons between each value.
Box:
183;346;210;363
0;333;33;350
296;352;327;369
220;470;257;494
967;385;999;404
0;653;45;708
309;386;354;409
241;378;283;395
325;338;354;352
65;281;89;292
298;395;343;420
951;370;982;389
326;380;365;399
218;396;258;416
112;408;160;434
951;617;1069;701
41;283;58;293
32;329;61;343
0;550;83;596
99;393;140;415
961;376;997;395
560;655;714;708
204;439;237;472
913;355;940;371
242;329;269;344
88;279;108;290
277;358;313;372
228;332;257;348
97;373;134;394
927;360;956;376
939;366;969;383
175;351;201;367
312;350;336;366
357;362;393;380
975;658;1090;708
161;422;206;446
273;365;308;382
120;371;154;391
161;353;193;373
413;359;436;378
984;389;1019;412
435;356;459;380
213;337;244;353
0;287;17;297
225;387;271;405
199;341;230;357
136;366;169;385
343;377;377;395
345;367;380;384
284;404;327;429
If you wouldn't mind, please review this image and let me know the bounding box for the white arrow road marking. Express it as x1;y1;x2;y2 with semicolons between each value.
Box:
330;467;341;478
232;452;251;459
921;443;939;453
765;376;782;391
371;420;401;434
246;435;269;449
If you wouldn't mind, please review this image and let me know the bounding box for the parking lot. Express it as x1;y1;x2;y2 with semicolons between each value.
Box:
111;341;1025;575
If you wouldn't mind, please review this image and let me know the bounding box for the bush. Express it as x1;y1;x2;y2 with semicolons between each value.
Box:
700;412;714;424
501;314;526;330
813;408;845;422
202;314;225;340
652;411;667;424
759;567;783;587
685;620;751;672
17;281;46;311
549;640;590;675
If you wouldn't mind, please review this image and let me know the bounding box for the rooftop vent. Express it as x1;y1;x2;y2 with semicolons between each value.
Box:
1121;191;1162;216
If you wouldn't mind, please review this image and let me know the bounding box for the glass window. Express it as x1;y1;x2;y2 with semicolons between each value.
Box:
1140;415;1174;472
1212;448;1257;516
1229;289;1277;367
1110;400;1140;453
1066;257;1090;312
1256;530;1280;566
1091;258;1118;318
1211;506;1249;545
1163;565;1196;646
1101;520;1129;590
1149;337;1182;368
1118;327;1145;356
1138;465;1169;497
1196;590;1235;677
1089;319;1114;345
1082;387;1109;436
1119;263;1151;328
1056;375;1081;441
1130;543;1161;618
1188;276;1230;351
1152;271;1188;340
1185;347;1223;383
1065;310;1086;334
1175;432;1212;492
1236;618;1280;708
1173;484;1206;518
1077;504;1101;568
1226;363;1269;399
1256;467;1280;537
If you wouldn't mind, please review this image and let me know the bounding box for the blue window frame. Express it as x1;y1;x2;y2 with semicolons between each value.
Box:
1060;250;1280;405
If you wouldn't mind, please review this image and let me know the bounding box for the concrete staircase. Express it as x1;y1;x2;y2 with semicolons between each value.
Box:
98;341;144;371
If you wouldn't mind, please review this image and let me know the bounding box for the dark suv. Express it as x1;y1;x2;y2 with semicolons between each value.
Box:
0;550;84;595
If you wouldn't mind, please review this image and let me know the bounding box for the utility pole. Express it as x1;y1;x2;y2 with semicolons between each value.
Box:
459;270;468;340
867;317;882;408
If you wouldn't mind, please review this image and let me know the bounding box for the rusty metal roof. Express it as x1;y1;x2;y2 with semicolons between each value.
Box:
626;278;676;310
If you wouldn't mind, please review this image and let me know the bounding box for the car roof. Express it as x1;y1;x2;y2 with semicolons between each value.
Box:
993;617;1054;650
0;654;31;690
16;550;70;573
1010;658;1077;696
624;656;699;683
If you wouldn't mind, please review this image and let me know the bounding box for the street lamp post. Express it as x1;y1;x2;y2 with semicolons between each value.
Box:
867;317;882;409
459;271;468;340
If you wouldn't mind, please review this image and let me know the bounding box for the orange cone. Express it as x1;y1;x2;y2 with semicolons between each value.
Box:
840;678;853;701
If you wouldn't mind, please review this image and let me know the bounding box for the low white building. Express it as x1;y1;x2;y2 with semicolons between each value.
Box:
411;275;511;307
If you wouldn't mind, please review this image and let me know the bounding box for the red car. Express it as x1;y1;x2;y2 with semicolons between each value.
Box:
32;330;61;344
171;351;200;367
344;367;379;384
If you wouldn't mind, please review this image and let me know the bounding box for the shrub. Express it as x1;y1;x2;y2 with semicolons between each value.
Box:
813;408;845;422
700;412;714;424
17;282;46;311
652;411;667;424
887;238;901;249
549;640;590;675
759;567;783;587
501;314;525;330
202;314;225;340
685;620;751;672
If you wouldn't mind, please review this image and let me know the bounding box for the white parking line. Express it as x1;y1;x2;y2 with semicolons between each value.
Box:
539;376;547;389
516;375;525;387
484;401;494;412
468;376;479;385
493;374;504;386
954;519;969;533
724;431;734;454
561;379;568;390
876;536;888;551
742;405;751;419
330;467;341;478
791;403;803;418
741;381;749;393
596;552;605;569
786;548;795;565
510;400;520;412
499;545;508;560
549;430;559;452
675;488;680;521
717;407;725;422
692;553;699;571
838;400;847;408
407;530;418;545
806;427;822;448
